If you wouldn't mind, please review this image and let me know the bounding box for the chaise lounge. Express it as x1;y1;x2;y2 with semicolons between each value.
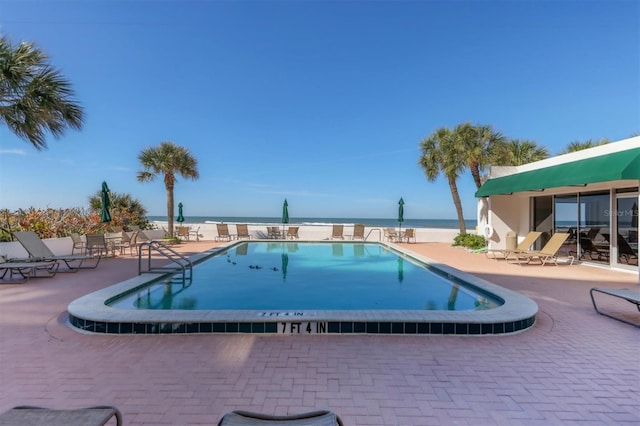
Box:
12;231;102;271
218;410;343;425
0;255;59;282
590;287;640;327
509;232;573;266
0;405;122;425
486;231;542;260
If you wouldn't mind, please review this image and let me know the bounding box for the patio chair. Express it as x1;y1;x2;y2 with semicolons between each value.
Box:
126;231;142;257
352;224;365;240
109;231;136;256
402;228;416;243
286;226;299;240
86;234;111;257
331;224;344;240
13;231;101;270
70;233;86;255
176;226;190;240
189;226;201;241
0;255;59;282
510;232;573;266
486;231;542;260
236;224;252;240
0;405;122;426
218;410;343;426
267;226;282;239
384;228;399;242
216;224;234;242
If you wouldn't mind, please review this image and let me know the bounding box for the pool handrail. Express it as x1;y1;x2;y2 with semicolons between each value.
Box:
138;240;193;283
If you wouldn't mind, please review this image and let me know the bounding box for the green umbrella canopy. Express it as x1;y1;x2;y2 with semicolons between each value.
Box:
398;197;405;223
177;202;185;223
282;199;289;238
282;199;289;224
100;181;112;223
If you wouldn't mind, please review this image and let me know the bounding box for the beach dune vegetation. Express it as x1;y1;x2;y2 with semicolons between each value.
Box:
137;142;199;238
0;34;84;150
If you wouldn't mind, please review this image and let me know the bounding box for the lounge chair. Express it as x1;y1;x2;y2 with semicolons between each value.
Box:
616;235;638;265
13;231;101;270
0;405;123;426
218;410;343;425
402;228;416;243
510;232;573;266
352;224;365;241
0;255;59;282
236;224;252;240
286;226;299;240
216;224;234;242
486;231;542;260
576;237;609;261
590;287;640;327
331;224;344;240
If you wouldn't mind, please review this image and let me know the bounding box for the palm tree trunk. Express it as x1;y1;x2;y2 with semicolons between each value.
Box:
447;176;467;234
469;162;483;189
166;184;174;238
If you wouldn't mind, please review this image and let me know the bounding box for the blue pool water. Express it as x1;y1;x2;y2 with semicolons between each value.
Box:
110;242;501;311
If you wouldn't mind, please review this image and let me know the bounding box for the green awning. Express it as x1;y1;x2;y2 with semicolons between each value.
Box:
475;148;640;197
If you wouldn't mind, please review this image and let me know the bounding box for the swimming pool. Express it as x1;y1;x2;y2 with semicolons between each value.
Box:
68;241;538;335
110;242;500;311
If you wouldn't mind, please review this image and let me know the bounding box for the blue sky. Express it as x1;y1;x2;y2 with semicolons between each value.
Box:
0;0;638;220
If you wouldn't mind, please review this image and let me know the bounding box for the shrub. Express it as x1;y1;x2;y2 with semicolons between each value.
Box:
0;193;151;241
453;233;486;250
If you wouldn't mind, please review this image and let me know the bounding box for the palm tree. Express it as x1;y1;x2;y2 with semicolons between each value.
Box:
459;123;507;189
137;142;199;238
0;35;84;150
560;138;610;154
419;127;467;234
491;139;550;166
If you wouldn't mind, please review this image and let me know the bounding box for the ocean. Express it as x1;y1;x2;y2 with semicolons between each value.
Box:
147;216;477;230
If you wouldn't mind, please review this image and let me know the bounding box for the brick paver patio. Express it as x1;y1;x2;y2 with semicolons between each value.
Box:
1;241;638;425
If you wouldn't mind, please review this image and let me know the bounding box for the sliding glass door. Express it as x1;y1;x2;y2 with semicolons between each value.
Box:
615;193;639;267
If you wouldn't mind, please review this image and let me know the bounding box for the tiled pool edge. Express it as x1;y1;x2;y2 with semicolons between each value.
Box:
67;242;538;335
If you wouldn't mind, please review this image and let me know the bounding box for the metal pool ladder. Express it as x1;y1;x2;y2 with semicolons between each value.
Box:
365;228;383;241
138;241;193;284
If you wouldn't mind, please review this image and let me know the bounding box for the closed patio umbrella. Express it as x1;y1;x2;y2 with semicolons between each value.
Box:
100;181;112;223
282;199;289;238
177;202;185;223
398;197;404;236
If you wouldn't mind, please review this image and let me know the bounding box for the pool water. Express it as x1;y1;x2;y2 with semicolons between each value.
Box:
110;242;500;311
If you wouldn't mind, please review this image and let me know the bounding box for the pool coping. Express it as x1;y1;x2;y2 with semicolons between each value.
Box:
67;241;538;335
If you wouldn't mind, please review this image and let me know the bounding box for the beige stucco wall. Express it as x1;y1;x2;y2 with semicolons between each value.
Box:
484;194;530;249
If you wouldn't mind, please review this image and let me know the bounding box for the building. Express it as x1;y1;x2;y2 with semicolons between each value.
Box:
475;136;639;277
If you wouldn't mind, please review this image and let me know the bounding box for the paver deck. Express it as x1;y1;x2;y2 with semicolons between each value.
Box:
1;241;638;425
